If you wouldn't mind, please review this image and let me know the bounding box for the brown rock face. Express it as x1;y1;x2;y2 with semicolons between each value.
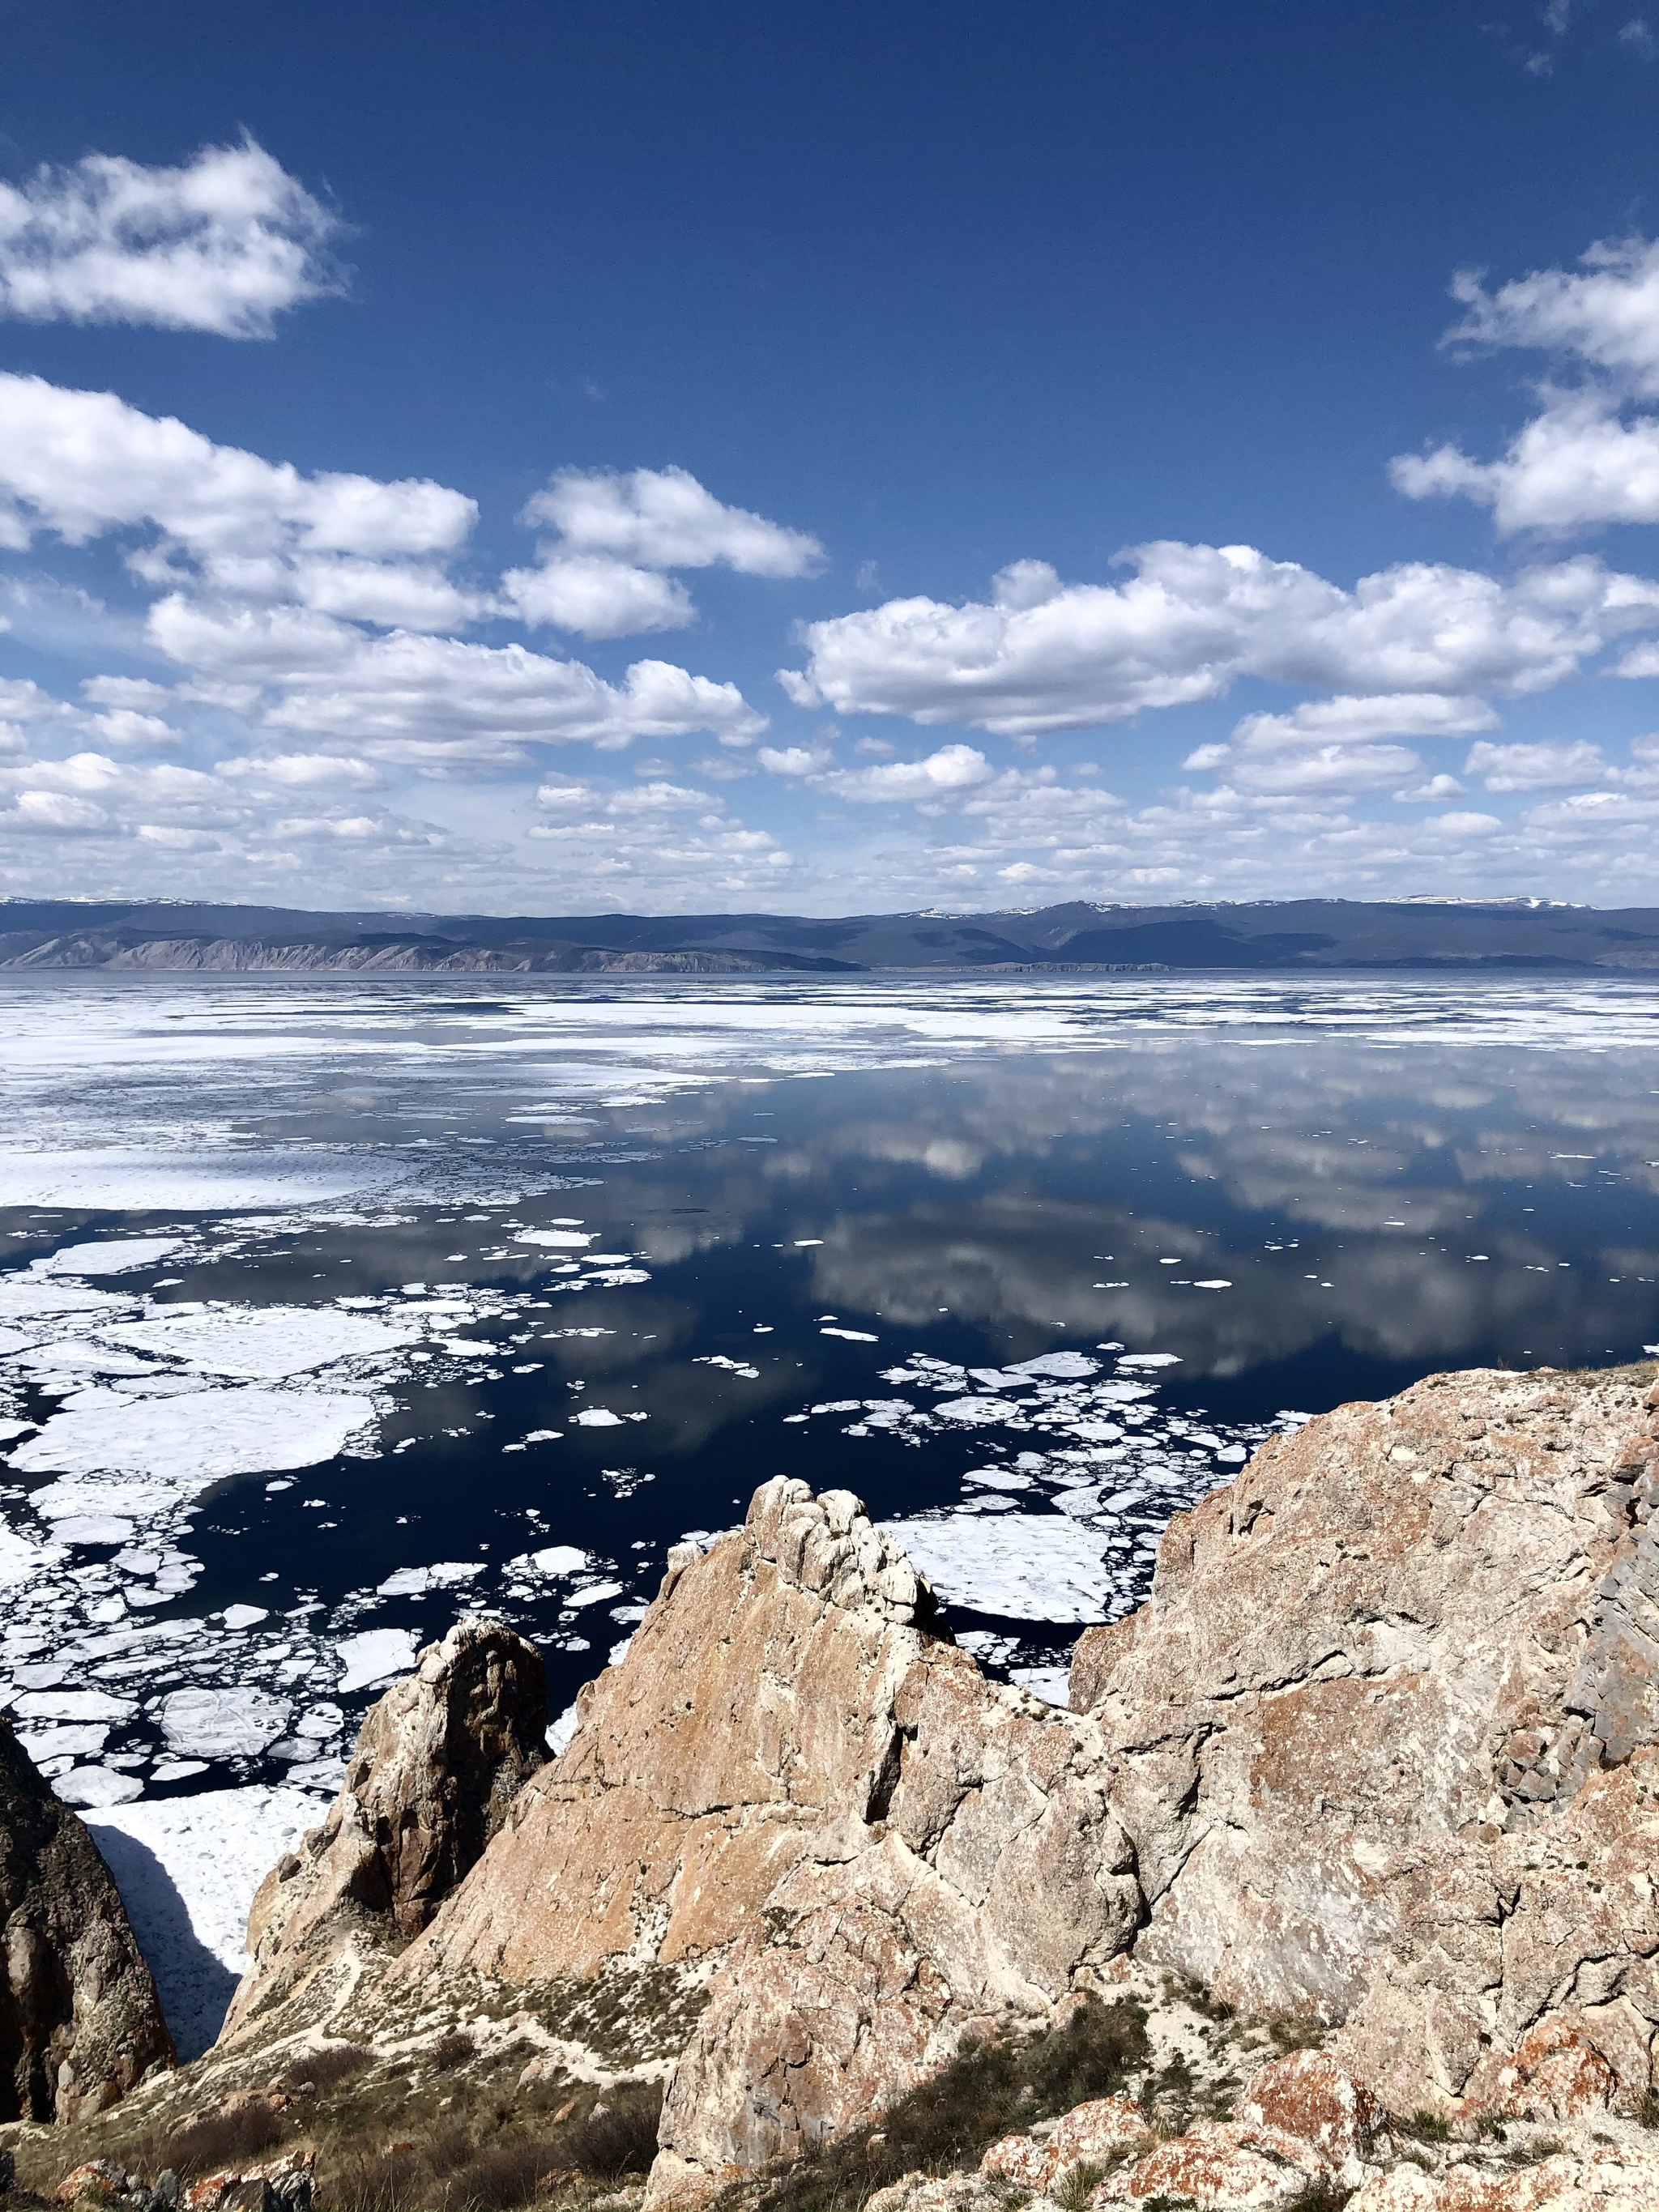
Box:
1069;1362;1659;2116
403;1480;1139;2201
220;1619;546;2042
407;1481;934;1986
0;1713;173;2121
212;1359;1659;2200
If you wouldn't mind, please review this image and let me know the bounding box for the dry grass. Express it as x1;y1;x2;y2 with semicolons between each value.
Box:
734;1994;1153;2212
7;2039;663;2212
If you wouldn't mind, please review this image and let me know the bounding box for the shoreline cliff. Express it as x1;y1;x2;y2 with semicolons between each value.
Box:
6;1356;1659;2212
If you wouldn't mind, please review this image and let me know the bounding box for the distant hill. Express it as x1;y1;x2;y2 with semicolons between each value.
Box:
2;896;1657;974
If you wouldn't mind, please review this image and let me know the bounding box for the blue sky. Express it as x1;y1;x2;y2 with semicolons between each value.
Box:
3;0;1659;914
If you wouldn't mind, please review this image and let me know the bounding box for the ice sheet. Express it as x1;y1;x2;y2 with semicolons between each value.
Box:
881;1511;1115;1622
87;1784;326;2059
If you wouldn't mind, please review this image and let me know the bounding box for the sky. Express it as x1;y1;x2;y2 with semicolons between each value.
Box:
3;1;1659;917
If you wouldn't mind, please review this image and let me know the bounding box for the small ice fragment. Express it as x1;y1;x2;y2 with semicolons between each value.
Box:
821;1327;878;1343
573;1408;625;1426
1193;1280;1232;1290
794;1239;824;1247
220;1605;268;1630
1118;1353;1182;1369
566;1582;625;1609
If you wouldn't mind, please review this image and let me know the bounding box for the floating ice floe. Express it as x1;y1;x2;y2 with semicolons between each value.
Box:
884;1512;1115;1622
160;1686;292;1759
104;1305;420;1378
1011;1664;1073;1707
335;1628;420;1693
0;1149;407;1212
36;1238;186;1276
14;1385;378;1496
376;1561;486;1597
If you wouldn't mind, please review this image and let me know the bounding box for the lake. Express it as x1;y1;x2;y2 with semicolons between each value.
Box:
3;970;1657;1822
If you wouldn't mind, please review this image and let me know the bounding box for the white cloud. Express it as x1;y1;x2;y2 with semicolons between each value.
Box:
1392;237;1659;533
215;752;384;789
0;138;340;337
500;555;693;638
147;599;766;765
522;465;821;577
1393;773;1466;803
1221;693;1500;748
0;374;480;628
526;775;794;898
817;744;993;801
1465;738;1612;790
781;543;1659;736
758;742;833;774
1441;236;1659;398
1183;691;1499;799
1392;396;1659;533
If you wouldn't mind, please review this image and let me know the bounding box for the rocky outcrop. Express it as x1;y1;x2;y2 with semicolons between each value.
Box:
1069;1362;1659;2119
0;1714;173;2121
399;1480;1141;2199
198;1357;1659;2207
220;1621;546;2043
870;2038;1659;2212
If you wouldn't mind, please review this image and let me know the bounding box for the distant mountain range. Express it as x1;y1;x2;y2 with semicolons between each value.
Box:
2;896;1657;974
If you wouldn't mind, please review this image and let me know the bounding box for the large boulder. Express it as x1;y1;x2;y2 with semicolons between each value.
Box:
220;1618;547;2043
1070;1362;1659;2116
0;1712;173;2120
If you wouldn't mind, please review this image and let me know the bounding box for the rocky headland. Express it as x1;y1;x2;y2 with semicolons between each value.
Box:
5;1356;1659;2212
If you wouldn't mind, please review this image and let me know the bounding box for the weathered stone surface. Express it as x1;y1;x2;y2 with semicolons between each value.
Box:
203;1358;1659;2202
1070;1363;1659;2116
1237;2048;1384;2163
1111;2117;1333;2206
1347;2138;1659;2209
182;2150;313;2212
980;2092;1149;2190
0;1713;173;2121
220;1620;545;2042
407;1483;934;1988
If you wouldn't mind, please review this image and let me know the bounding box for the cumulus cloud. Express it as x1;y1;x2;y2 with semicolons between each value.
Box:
816;743;993;801
1181;692;1501;799
0;373;481;628
527;774;794;896
146;599;767;765
758;740;834;774
1392;396;1659;533
522;466;822;576
780;543;1659;736
1440;236;1659;397
1392;237;1659;532
1465;738;1612;790
0;377;773;775
0;139;340;337
499;555;693;638
504;465;821;639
